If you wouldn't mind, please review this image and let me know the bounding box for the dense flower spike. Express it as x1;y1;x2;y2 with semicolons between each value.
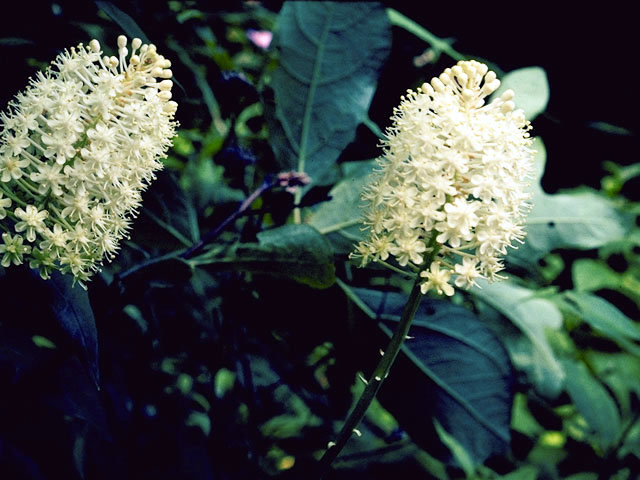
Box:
353;60;534;295
0;35;177;284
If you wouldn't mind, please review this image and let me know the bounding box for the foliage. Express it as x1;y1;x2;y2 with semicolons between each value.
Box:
1;2;639;480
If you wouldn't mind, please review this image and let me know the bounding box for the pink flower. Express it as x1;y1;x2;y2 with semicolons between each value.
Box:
247;29;273;50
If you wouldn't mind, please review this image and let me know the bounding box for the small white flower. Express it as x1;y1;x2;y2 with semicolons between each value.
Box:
14;205;48;242
454;257;480;289
4;131;31;156
0;156;30;182
420;262;454;296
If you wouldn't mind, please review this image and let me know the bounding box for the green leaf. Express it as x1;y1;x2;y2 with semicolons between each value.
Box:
0;37;35;47
585;351;640;416
572;259;621;292
433;420;476;477
386;8;464;62
563;359;622;450
493;67;549;120
194;224;335;288
524;190;628;258
352;288;514;465
46;355;108;432
500;465;540;480
307;160;374;253
181;156;245;211
186;412;212;437
563;291;640;355
214;368;236;398
96;1;150;42
32;335;56;349
512;138;630;267
511;393;544;437
472;279;565;397
269;2;391;184
139;171;200;248
49;271;99;388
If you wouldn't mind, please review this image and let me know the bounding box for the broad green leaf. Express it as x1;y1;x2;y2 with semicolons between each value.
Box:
493;67;549;120
269;2;391;185
563;359;622;450
472;279;565;397
511;138;630;267
521;190;629;259
307;160;374;253
49;271;99;388
563;291;640;356
352;287;514;465
506;331;565;399
193;224;335;288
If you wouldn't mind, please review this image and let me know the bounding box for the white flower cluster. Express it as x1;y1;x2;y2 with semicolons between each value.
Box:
353;60;534;296
0;35;177;284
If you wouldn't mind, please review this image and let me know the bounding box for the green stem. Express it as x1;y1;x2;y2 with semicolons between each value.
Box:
386;8;465;61
181;178;277;259
0;183;28;208
115;250;184;281
362;116;385;140
317;272;424;477
16;177;43;199
377;259;415;278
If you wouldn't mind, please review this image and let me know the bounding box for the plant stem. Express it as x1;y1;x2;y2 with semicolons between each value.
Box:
181;178;276;259
115;250;184;281
317;272;424;477
115;177;282;282
386;8;465;61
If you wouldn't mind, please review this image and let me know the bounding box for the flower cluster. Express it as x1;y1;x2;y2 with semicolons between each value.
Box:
0;35;177;284
353;60;534;296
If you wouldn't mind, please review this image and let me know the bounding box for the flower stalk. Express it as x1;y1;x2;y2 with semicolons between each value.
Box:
181;170;311;260
318;269;425;477
320;60;535;476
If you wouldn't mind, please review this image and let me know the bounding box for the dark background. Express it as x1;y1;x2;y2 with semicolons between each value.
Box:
2;2;638;196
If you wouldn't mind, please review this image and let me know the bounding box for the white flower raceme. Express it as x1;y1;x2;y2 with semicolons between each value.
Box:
0;35;178;284
353;60;534;296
